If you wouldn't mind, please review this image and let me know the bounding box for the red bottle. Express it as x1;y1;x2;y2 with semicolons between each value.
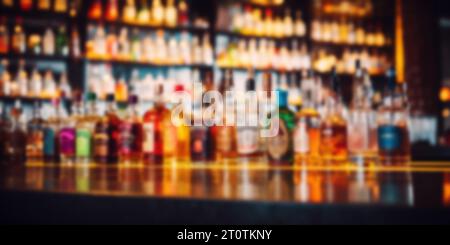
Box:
88;0;103;20
143;85;167;164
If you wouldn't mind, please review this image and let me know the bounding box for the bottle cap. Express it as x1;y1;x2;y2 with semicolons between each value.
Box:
129;95;139;105
106;94;115;102
277;89;289;108
86;92;97;102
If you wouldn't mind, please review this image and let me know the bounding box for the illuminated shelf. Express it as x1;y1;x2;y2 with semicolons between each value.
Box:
312;41;393;51
87;20;209;34
0;96;66;103
216;31;308;42
85;58;213;70
0;53;77;63
216;66;302;73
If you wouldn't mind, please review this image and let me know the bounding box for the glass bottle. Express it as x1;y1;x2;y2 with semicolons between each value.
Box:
106;0;119;22
172;84;190;162
105;94;121;164
59;97;77;164
216;69;238;160
152;0;164;26
377;68;410;165
0;102;6;164
56;25;69;56
43;99;62;163
54;0;68;13
38;0;51;11
237;69;260;158
294;70;321;164
0;17;9;54
119;95;144;164
190;105;215;163
348;61;378;165
12;19;26;54
43;27;55;56
26;102;45;162
294;10;306;37
137;0;150;25
3;101;27;164
178;0;189;27
319;68;348;163
165;0;177;27
88;0;103;20
143;84;167;164
267;89;296;164
75;92;98;164
20;0;33;11
123;0;138;24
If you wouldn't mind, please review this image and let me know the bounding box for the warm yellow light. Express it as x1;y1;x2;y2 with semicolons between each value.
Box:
443;109;450;118
395;0;405;83
440;88;450;102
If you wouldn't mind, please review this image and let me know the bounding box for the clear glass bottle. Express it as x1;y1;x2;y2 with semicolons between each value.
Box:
294;70;321;164
237;69;260;158
377;68;411;165
348;61;378;165
319;68;348;163
216;69;238;160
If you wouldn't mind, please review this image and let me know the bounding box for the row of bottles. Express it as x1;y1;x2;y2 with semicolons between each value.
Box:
311;19;391;47
0;60;72;99
216;39;311;71
216;4;307;38
88;0;196;28
0;63;410;166
313;48;390;75
86;25;213;65
1;0;80;16
0;18;80;57
86;65;200;102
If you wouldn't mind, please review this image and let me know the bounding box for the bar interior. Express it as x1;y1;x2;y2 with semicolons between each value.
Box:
1;0;450;224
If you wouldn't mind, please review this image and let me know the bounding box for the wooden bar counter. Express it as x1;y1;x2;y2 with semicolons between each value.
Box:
1;161;450;224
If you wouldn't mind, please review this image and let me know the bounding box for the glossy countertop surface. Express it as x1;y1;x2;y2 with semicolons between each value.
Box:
1;160;450;208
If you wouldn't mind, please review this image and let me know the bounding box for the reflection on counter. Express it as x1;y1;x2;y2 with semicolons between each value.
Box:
6;161;449;208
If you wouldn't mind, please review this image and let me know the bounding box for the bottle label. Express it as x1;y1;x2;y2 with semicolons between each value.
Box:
43;128;55;156
76;129;91;158
294;120;309;154
268;120;290;160
60;128;76;155
378;125;401;152
94;133;108;157
237;128;259;154
143;123;155;153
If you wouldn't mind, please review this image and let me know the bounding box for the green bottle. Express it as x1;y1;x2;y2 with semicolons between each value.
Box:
267;89;296;164
56;25;69;56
